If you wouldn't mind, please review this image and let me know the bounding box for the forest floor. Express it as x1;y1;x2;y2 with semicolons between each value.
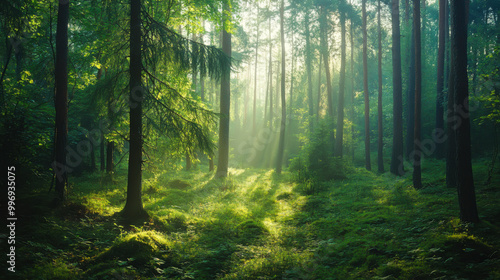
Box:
6;159;500;279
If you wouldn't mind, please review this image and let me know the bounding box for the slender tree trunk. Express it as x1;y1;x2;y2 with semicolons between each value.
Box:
106;141;114;173
264;62;269;121
275;60;279;124
377;0;384;173
269;59;273;130
54;0;69;201
216;2;231;178
200;22;205;102
335;8;347;158
350;18;355;161
413;0;422;189
320;7;334;120
276;0;286;175
268;16;273;129
390;0;404;175
305;13;314;128
90;140;96;171
406;27;416;160
253;5;259;134
362;0;371;171
289;30;294;124
122;0;148;221
435;0;446;159
317;55;322;122
450;0;478;222
100;132;105;171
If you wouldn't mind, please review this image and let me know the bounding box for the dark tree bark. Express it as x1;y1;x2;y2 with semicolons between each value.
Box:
54;0;69;201
122;0;148;221
413;0;422;189
276;0;286;175
406;27;416;160
106;141;114;173
362;0;371;171
100;132;105;171
305;13;314;128
435;0;446;159
335;8;347;158
216;2;231;178
377;0;384;173
390;0;405;175
449;0;479;222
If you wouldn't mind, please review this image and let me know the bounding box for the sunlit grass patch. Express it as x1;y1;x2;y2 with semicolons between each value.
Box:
222;245;312;280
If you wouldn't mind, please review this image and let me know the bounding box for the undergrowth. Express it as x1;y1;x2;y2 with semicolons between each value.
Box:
8;159;500;279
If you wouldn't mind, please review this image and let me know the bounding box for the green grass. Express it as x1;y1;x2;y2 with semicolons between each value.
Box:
10;159;500;279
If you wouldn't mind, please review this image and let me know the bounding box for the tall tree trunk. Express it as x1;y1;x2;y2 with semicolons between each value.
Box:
335;8;347;158
289;30;294;124
268;16;273;130
216;2;231;178
449;0;478;222
350;18;355;161
320;7;334;120
435;0;446;159
317;55;322;122
253;5;260;134
406;27;416;160
305;13;314;129
377;0;384;173
390;0;404;175
54;0;69;201
275;59;279;125
122;0;148;221
413;0;422;189
362;0;371;171
106;141;114;173
276;0;286;175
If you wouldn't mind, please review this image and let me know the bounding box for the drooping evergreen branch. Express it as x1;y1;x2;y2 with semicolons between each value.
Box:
141;10;232;81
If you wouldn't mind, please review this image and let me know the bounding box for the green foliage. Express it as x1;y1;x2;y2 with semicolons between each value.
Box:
14;160;500;279
289;120;351;182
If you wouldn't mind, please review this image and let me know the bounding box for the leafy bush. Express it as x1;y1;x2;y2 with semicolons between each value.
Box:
289;120;350;182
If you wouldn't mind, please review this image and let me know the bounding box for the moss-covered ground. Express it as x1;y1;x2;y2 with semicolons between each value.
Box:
6;159;500;279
